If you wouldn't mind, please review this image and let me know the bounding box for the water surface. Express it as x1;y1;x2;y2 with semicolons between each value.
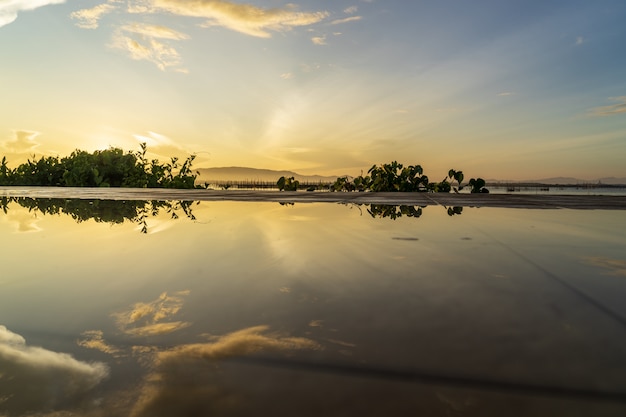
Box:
1;198;625;416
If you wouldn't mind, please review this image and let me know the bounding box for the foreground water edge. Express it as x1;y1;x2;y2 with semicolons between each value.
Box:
1;195;625;416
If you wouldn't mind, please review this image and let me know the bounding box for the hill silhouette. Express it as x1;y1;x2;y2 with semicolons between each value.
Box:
196;167;340;183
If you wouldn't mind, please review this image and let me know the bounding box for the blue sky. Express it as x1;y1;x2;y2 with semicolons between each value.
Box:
1;0;625;179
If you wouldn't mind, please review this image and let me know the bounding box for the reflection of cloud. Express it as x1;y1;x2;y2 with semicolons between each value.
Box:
114;291;191;336
583;256;626;277
0;325;108;414
5;211;42;233
70;2;117;29
588;96;626;117
130;325;320;417
78;330;123;356
152;0;329;38
158;325;321;361
0;0;65;28
125;321;191;336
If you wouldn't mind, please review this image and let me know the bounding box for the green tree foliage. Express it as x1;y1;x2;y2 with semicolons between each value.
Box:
468;177;489;193
323;162;486;193
277;176;300;191
0;144;199;188
367;161;429;192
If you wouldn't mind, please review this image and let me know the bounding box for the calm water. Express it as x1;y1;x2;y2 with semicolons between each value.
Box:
488;186;626;196
1;198;626;416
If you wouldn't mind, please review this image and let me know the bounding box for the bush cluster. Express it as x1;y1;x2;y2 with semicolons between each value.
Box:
0;143;198;188
328;162;488;193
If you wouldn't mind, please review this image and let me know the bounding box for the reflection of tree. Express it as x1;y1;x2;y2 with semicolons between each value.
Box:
365;204;463;220
0;197;197;233
367;204;424;220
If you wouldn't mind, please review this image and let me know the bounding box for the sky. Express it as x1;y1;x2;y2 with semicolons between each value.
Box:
0;0;625;180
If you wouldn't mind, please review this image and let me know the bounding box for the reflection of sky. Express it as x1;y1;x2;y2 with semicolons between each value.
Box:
1;201;626;415
0;325;108;414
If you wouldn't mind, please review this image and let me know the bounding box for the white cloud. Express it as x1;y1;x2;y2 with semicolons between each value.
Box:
344;6;358;14
70;2;117;29
280;72;293;79
151;0;329;38
0;0;65;28
0;325;108;413
311;35;326;45
576;36;584;45
330;16;362;25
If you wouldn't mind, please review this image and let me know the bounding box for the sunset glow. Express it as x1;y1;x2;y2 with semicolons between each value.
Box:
1;0;625;180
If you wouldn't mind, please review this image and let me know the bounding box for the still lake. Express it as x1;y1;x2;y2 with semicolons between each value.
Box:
1;197;626;416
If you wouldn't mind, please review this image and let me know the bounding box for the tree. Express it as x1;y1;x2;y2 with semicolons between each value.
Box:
277;176;299;191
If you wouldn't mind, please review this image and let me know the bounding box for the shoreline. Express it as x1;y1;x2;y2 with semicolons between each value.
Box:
2;186;626;209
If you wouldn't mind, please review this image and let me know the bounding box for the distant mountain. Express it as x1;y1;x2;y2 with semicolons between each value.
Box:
197;169;626;185
196;167;340;183
527;177;586;185
597;177;626;185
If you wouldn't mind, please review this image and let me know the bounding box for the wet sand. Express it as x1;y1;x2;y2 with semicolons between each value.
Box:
1;186;625;209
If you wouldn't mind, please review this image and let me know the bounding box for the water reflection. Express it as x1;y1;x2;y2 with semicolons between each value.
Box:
113;291;192;337
0;325;108;415
583;257;626;277
1;199;626;416
1;198;465;227
0;196;197;233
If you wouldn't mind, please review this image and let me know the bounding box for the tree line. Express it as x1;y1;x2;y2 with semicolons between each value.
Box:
0;143;198;188
278;161;489;193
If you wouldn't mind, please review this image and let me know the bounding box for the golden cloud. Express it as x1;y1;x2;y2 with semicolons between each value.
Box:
121;22;190;40
330;16;362;25
111;27;188;72
152;0;329;38
72;1;328;71
70;2;117;29
2;130;40;153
